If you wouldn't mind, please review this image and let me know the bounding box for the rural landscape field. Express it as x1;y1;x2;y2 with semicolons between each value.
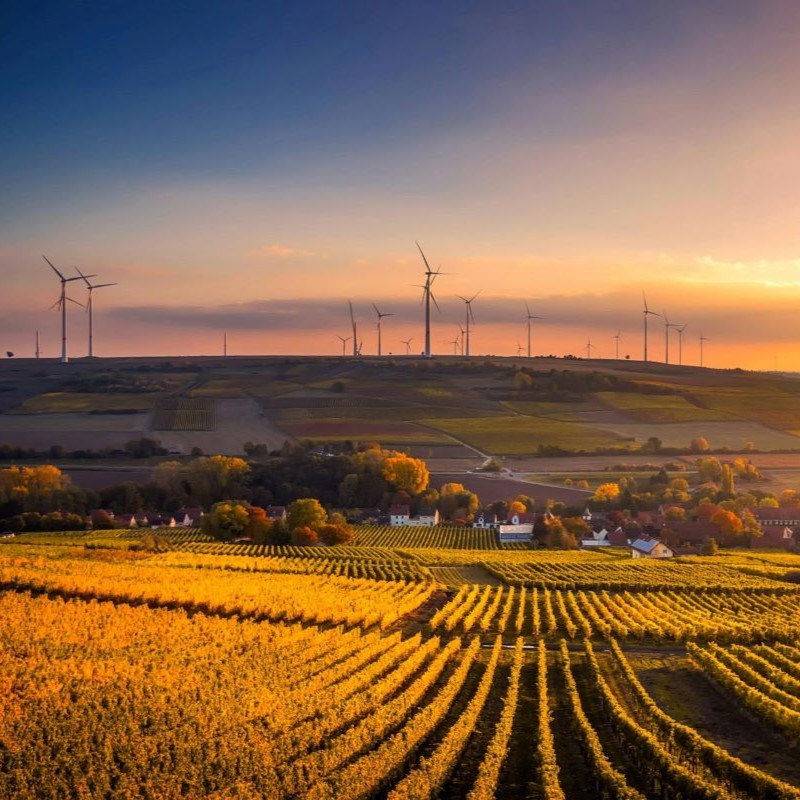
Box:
5;355;800;798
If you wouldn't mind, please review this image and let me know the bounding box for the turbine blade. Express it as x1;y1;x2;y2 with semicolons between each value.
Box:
92;282;117;289
431;292;441;313
416;242;432;273
43;255;65;280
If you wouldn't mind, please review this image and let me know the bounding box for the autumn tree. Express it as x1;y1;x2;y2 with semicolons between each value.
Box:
719;464;735;497
592;482;621;506
545;519;577;549
696;456;723;483
740;509;763;545
291;526;319;546
382;453;429;495
690;437;711;453
318;523;355;545
438;482;479;522
711;508;743;545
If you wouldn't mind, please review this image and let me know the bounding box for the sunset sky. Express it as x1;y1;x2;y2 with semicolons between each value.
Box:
2;1;800;368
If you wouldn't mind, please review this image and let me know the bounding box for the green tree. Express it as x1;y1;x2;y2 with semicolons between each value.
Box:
286;498;328;532
201;501;251;541
700;536;719;556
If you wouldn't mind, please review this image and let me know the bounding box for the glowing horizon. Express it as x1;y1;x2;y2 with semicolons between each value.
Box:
2;2;800;370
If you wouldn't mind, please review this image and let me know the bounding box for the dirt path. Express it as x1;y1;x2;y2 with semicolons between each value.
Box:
632;652;800;786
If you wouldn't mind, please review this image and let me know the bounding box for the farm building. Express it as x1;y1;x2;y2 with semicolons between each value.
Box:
755;507;800;527
389;505;440;527
175;507;204;527
630;537;674;559
751;526;798;549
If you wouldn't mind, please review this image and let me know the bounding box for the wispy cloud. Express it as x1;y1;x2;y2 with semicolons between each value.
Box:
244;243;322;259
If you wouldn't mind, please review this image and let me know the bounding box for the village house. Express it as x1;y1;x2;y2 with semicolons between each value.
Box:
266;505;287;520
752;526;798;549
175;507;204;527
630;536;674;559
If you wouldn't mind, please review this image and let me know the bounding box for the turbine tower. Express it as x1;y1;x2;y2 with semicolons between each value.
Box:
699;332;710;367
337;335;351;357
517;342;524;357
449;336;460;356
456;291;480;357
613;330;622;360
525;303;542;359
76;267;116;358
642;293;660;362
416;242;444;359
372;304;393;357
458;325;465;356
223;333;228;358
347;301;358;357
585;338;597;359
44;256;93;364
676;324;688;366
35;330;40;359
663;312;683;365
401;337;413;356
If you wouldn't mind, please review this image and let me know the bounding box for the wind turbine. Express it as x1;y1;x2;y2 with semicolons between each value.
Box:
373;304;393;357
223;333;228;358
699;332;710;367
44;256;93;364
337;335;351;357
347;301;359;358
416;242;445;359
664;312;683;365
642;293;660;362
456;291;480;357
449;336;460;356
35;330;40;359
76;267;116;358
585;338;597;359
401;337;413;356
458;325;465;356
613;330;622;360
525;303;543;359
676;324;688;366
517;342;524;357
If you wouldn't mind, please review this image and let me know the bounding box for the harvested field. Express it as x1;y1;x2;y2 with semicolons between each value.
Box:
605;420;800;450
595;391;733;423
154;398;291;455
0;412;149;450
431;472;592;505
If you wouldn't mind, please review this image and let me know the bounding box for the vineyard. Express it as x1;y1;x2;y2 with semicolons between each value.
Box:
4;539;800;798
152;397;216;431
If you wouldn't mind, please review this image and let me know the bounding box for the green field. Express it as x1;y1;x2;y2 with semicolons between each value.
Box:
595;391;733;423
420;415;628;454
10;392;162;414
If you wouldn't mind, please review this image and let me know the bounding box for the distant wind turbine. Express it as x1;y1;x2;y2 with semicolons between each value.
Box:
699;332;710;367
337;335;351;357
613;330;622;360
517;342;524;357
642;292;660;362
76;267;116;358
35;330;40;359
458;325;465;356
44;256;93;364
456;291;480;357
347;301;359;357
223;332;228;357
525;303;543;359
401;337;413;356
372;304;393;357
663;311;683;365
585;338;597;359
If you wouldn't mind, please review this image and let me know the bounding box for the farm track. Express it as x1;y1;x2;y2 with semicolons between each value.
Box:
495;659;540;799
438;661;512;799
635;654;800;786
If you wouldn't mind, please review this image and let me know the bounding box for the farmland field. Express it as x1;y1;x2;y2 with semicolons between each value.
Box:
420;414;628;454
4;539;800;799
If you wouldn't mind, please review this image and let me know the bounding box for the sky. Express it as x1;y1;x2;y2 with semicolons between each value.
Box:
2;0;800;368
